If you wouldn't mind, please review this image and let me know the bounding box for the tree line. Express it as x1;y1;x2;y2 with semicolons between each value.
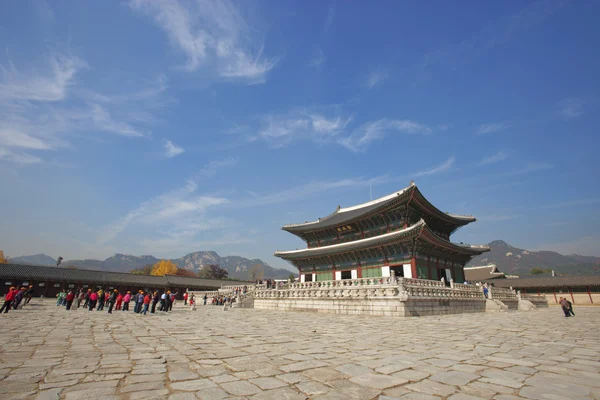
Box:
130;259;229;280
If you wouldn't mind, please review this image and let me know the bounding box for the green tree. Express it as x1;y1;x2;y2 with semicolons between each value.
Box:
130;264;153;275
198;264;228;280
530;267;550;275
288;273;296;282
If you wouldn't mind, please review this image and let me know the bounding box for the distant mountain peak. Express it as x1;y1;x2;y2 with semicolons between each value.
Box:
468;239;600;277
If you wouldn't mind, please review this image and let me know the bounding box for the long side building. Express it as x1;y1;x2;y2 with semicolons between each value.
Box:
275;182;490;283
0;263;250;299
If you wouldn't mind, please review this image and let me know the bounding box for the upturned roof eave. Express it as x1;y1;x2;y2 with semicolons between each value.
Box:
281;182;476;234
274;219;489;261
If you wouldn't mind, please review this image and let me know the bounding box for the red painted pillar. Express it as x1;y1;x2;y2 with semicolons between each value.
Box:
357;266;362;278
588;286;593;304
553;290;557;304
410;257;417;279
569;289;575;304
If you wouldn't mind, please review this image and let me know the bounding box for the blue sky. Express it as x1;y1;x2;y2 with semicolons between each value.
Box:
1;0;599;271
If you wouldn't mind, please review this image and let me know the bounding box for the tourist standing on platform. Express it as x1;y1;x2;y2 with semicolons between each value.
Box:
77;290;84;309
97;289;105;311
123;291;131;311
88;291;98;311
142;292;151;315
107;289;118;314
189;294;195;307
169;291;176;310
203;294;207;305
115;292;123;311
13;287;24;310
25;285;34;304
1;287;16;313
559;297;571;317
151;291;159;313
183;292;188;305
65;290;75;310
56;290;65;306
135;291;145;313
159;291;167;311
83;289;91;308
566;299;575;316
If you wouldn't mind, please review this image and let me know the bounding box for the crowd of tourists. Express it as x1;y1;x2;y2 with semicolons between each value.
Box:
53;288;179;315
0;286;35;313
256;279;279;289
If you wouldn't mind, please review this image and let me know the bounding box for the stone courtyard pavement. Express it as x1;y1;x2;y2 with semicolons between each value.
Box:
1;301;599;400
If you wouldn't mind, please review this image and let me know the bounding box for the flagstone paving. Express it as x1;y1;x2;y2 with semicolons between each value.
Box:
0;300;599;399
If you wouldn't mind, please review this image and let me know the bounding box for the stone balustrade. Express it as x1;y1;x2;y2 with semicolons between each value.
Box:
254;277;484;301
489;286;518;301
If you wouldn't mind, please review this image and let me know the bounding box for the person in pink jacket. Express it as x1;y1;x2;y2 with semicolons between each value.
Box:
123;291;132;311
88;291;98;311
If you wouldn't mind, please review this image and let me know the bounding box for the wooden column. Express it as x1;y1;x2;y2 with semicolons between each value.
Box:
588;286;593;304
410;257;417;279
553;290;557;304
569;288;575;303
427;256;432;280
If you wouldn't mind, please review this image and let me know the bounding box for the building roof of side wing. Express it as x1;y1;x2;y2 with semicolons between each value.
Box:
274;219;489;260
281;182;476;234
0;264;248;289
489;275;600;288
463;265;506;281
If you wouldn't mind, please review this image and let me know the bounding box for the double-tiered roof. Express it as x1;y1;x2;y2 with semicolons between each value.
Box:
275;182;489;279
281;182;476;245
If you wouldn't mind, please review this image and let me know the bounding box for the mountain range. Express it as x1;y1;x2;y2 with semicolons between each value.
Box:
9;252;293;280
9;240;600;279
467;240;600;276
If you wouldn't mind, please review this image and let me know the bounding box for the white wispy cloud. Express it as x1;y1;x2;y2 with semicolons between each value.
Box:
558;97;585;119
0;147;42;165
541;198;600;209
476;123;507;135
129;0;277;84
0;54;170;164
418;0;567;77
478;151;509;165
243;174;390;207
366;68;388;89
412;156;455;177
309;49;326;67
0;54;86;102
339;119;431;152
163;139;184;158
501;162;553;177
98;158;237;245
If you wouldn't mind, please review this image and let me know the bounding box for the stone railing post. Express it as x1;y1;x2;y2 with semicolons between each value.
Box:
517;290;522;300
450;278;454;289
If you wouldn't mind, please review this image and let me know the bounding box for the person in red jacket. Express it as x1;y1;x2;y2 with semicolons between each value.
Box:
65;290;75;310
141;292;151;315
1;287;17;313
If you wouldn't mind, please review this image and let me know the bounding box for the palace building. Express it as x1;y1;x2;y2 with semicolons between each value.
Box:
275;182;490;284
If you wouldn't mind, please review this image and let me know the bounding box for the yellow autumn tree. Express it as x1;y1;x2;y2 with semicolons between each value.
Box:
150;259;178;276
0;250;7;264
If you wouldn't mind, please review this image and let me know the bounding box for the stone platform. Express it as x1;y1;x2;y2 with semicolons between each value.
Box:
0;300;599;400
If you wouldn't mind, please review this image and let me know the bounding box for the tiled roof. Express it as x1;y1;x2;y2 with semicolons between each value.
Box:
490;275;600;289
281;182;476;234
275;219;490;260
464;265;506;281
0;264;249;289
